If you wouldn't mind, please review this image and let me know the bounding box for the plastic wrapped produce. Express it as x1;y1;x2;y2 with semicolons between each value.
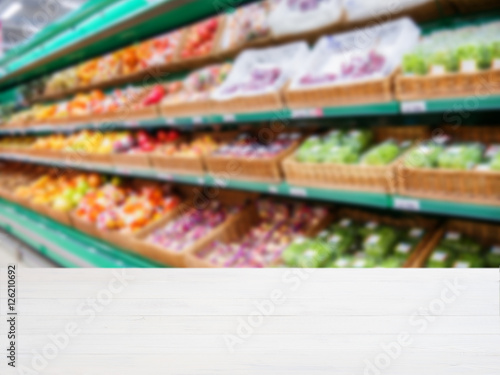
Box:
267;0;343;38
219;1;271;52
404;142;443;168
289;18;420;91
212;41;309;101
437;143;483;170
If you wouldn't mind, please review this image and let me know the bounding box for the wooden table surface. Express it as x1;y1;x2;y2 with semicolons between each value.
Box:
1;268;499;374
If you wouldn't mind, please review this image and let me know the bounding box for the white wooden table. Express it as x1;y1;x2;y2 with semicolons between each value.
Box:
1;269;499;374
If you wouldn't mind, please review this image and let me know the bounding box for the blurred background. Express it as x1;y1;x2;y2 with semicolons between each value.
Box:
0;0;499;269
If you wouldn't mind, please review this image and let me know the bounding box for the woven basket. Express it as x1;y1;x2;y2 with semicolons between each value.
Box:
285;70;396;109
205;139;300;183
395;68;500;101
70;212;102;238
410;218;500;268
337;208;438;268
44;206;72;227
175;15;227;71
214;90;285;114
283;125;429;194
111;152;152;169
398;126;500;205
185;202;332;268
160;97;216;117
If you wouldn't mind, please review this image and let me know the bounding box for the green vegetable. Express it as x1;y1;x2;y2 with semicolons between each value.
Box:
452;253;484;268
282;237;309;267
394;241;414;260
361;140;401;166
380;257;403;268
437;144;483;170
344;129;373;153
363;226;399;259
427;247;454;268
486;245;500;267
404;143;443;168
328;256;354;268
283;238;336;268
440;231;482;254
322;145;359;164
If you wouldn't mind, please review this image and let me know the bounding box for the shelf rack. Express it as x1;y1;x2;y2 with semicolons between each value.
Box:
1;153;498;222
2;95;500;136
0;197;164;268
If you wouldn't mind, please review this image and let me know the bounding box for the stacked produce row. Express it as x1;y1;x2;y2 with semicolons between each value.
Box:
4;14;500;128
1;161;498;268
1;124;499;206
15;0;457;103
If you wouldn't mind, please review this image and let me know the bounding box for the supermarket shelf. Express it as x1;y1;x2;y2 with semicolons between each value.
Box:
0;197;165;268
4;95;500;136
0;0;256;91
1;153;499;222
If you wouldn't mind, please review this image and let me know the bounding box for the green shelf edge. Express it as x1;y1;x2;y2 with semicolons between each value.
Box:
3;95;500;136
1;153;498;222
0;197;166;268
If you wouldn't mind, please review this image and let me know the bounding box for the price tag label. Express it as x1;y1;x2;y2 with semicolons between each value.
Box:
125;120;139;128
156;172;173;181
197;177;205;185
192;116;203;124
164;118;174;125
268;185;279;194
393;197;420;211
116;168;130;175
223;114;235;122
493;59;500;70
460;60;477;73
430;65;446;75
401;101;427;114
289;187;307;197
291;108;323;119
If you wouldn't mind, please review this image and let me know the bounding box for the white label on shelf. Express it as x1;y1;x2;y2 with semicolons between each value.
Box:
393;197;420;211
164;118;174;125
430;65;446;75
223;114;235;122
289;187;307;197
401;101;427;114
192;116;203;124
445;231;461;240
157;173;173;181
291;108;323;119
460;59;477;73
493;59;500;70
125;120;139;127
431;251;448;262
268;185;279;194
116;168;130;175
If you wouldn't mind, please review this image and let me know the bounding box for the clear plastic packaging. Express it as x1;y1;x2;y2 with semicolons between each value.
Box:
289;17;420;90
211;41;309;101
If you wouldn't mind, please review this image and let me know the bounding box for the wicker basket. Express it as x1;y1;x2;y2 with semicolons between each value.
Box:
395;68;500;101
44;206;73;227
409;218;500;268
283;125;430;194
337;208;438;268
111;152;152;169
206;139;301;183
285;70;396;109
160;97;216;117
128;189;254;267
214;90;285;115
70;212;102;238
398;126;500;205
149;131;237;175
175;15;227;70
185;202;332;268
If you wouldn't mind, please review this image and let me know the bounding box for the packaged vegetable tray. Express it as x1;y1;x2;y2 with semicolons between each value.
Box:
211;41;309;114
283;125;429;193
398;126;500;206
285;18;420;108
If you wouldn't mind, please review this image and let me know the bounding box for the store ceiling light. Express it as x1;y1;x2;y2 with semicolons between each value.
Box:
1;3;22;20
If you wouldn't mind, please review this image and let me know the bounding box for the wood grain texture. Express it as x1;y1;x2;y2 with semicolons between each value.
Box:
0;269;499;374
